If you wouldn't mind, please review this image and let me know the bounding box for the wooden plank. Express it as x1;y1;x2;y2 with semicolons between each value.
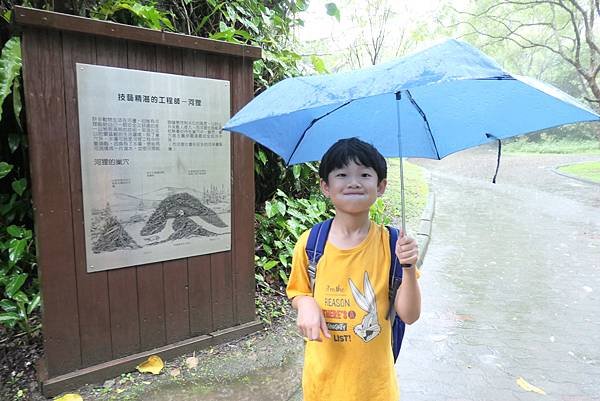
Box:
127;41;167;351
42;320;263;398
107;269;140;357
154;46;191;343
137;262;167;349
205;55;235;329
162;259;190;342
95;37;141;358
156;45;183;74
230;57;257;323
205;53;230;81
188;255;213;335
181;50;213;336
182;49;207;77
210;251;234;330
13;6;261;60
21;28;81;375
62;32;113;367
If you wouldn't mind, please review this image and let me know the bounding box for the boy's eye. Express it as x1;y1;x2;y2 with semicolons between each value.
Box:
336;173;346;177
361;172;372;177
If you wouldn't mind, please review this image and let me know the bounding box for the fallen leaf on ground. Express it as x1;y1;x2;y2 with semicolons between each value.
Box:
136;355;164;375
431;334;448;342
516;377;546;395
186;356;199;369
170;368;181;377
454;313;474;322
54;394;83;401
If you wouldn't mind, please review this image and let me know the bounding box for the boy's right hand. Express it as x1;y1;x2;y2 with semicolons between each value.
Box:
294;296;331;342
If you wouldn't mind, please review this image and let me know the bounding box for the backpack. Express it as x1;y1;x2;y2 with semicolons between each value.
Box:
305;218;406;362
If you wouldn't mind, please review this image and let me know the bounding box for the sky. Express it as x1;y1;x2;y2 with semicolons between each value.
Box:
296;0;454;43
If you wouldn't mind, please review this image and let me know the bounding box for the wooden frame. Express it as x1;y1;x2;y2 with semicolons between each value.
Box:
14;6;261;396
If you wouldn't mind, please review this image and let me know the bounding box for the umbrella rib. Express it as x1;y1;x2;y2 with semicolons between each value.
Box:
405;90;441;160
474;75;514;80
286;99;355;165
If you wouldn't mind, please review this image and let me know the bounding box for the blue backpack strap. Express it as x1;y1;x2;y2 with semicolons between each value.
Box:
305;219;333;294
386;226;403;321
387;226;406;362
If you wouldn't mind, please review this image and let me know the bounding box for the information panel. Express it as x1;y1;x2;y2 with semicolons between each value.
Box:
76;64;231;272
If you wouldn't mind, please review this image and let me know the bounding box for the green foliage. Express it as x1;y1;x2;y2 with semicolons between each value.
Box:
254;277;287;324
255;189;333;287
369;197;391;226
505;136;600;154
0;37;21;125
557;161;600;183
254;144;319;206
325;2;340;21
310;54;328;74
91;0;175;30
0;34;38;336
0;225;38;334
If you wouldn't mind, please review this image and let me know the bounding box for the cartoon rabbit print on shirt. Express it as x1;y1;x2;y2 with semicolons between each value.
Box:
349;271;381;342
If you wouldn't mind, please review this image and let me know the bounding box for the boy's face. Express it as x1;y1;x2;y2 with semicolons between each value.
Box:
320;160;386;215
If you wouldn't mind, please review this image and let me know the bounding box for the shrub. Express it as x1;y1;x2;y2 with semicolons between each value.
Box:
255;189;333;288
0;36;39;335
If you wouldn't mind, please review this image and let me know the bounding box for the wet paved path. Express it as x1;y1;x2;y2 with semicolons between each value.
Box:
399;148;600;401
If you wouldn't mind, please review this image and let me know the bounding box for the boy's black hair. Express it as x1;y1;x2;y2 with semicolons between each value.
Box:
319;137;387;183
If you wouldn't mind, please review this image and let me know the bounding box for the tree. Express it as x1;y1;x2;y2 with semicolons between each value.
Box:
346;0;393;67
449;0;599;110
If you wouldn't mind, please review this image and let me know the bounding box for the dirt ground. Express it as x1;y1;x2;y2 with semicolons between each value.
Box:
0;313;45;401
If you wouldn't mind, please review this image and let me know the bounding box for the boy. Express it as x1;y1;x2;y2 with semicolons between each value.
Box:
286;137;421;401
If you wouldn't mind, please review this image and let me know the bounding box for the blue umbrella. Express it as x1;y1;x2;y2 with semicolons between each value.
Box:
224;38;599;231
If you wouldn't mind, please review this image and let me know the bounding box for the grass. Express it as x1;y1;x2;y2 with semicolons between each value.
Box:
381;158;429;231
557;161;600;183
504;138;600;154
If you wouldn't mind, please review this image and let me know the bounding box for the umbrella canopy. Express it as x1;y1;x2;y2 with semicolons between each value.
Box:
224;39;599;165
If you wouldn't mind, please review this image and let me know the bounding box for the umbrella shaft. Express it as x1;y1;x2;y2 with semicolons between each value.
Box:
399;156;406;234
396;91;406;235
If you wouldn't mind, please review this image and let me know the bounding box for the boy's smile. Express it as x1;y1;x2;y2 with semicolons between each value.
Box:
320;160;386;215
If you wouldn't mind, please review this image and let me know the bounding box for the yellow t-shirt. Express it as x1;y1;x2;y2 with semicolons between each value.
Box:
287;221;399;401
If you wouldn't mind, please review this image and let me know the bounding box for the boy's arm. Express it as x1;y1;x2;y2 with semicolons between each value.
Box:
287;231;331;341
393;233;421;324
